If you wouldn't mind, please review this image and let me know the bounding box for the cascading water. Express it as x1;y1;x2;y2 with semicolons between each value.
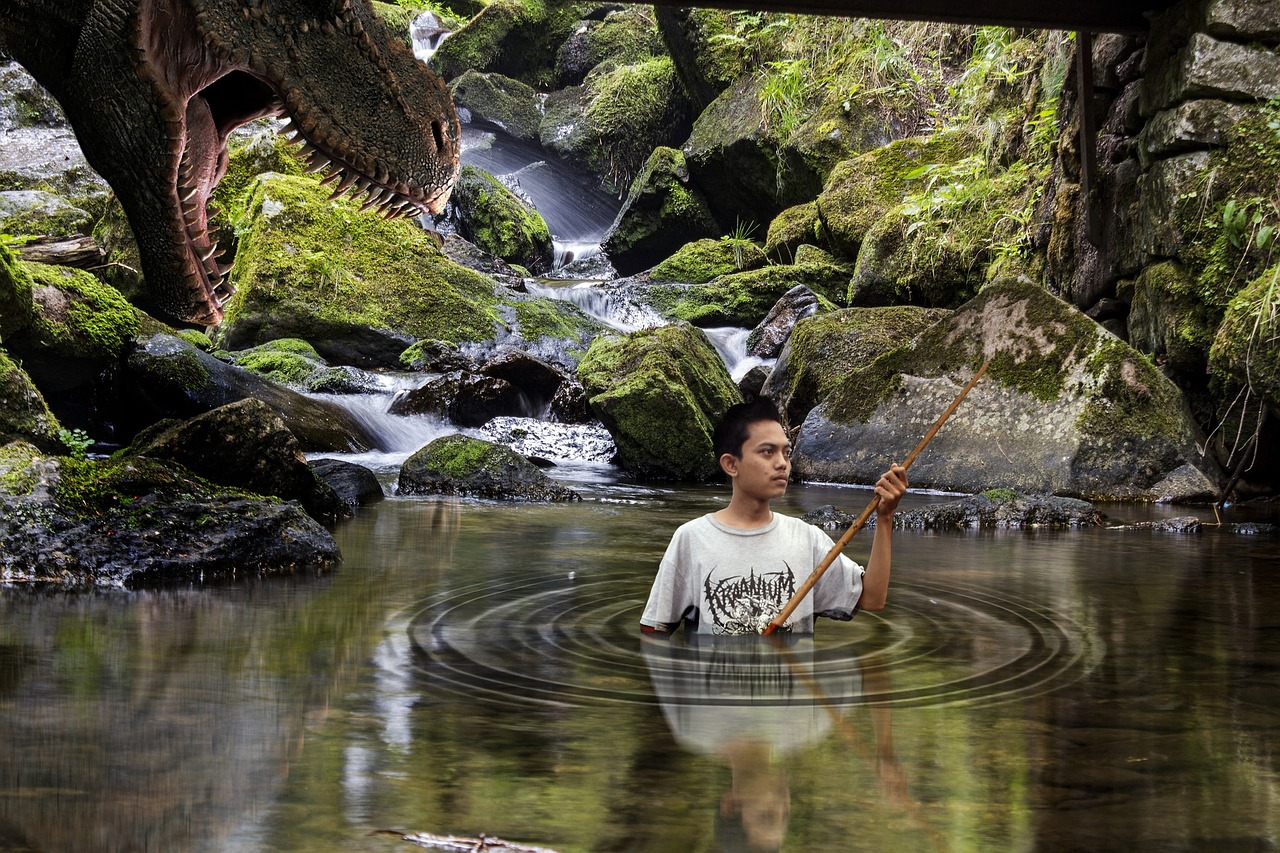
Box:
701;327;775;383
411;12;450;64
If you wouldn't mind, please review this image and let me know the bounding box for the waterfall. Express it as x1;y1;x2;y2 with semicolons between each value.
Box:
701;327;774;383
525;279;665;332
411;12;451;64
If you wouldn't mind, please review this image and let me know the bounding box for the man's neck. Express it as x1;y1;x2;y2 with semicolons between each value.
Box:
714;496;774;529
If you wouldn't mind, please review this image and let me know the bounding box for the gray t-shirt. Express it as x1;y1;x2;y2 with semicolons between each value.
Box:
640;513;863;635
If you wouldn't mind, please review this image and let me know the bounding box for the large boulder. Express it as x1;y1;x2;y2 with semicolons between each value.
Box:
805;490;1105;530
1210;261;1280;419
577;323;741;480
745;285;824;360
478;348;565;407
397;433;580;500
428;0;594;89
637;259;845;328
450;166;554;275
761;306;950;428
554;5;666;88
216;173;502;367
793;277;1222;501
309;457;384;511
603;147;719;277
121;334;377;452
654;7;747;113
649;237;766;284
118;398;348;523
0;440;339;586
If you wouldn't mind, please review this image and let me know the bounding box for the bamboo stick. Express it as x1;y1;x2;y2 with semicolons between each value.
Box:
762;360;990;635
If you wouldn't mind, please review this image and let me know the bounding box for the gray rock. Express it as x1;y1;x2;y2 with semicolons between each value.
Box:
1137;100;1249;168
397;433;579;501
1135;151;1213;260
603;147;719;277
747;285;822;359
791;277;1221;501
1204;0;1280;42
0;190;93;240
1143;33;1280;117
803;491;1105;530
387;370;527;427
310;457;384;510
448;71;542;141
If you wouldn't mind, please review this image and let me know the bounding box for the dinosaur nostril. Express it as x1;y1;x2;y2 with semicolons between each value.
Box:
432;120;445;154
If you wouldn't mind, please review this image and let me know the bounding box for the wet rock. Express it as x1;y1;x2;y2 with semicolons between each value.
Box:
804;491;1104;530
577;323;741;480
122;334;378;453
0;190;94;240
747;285;823;359
439;233;523;280
737;365;770;401
479;348;565;405
388;370;526;427
0;440;339;587
649;237;766;284
310;458;384;510
397;433;580;501
550;376;591;423
448;71;542;141
0;348;62;452
1124;516;1204;533
399;338;478;373
118;398;348;524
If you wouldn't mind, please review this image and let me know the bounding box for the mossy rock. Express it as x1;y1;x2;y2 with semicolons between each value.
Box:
848;162;1043;309
554;6;666;87
603;147;720;277
650;237;766;284
397;433;580;500
0;190;94;240
1209;262;1280;415
428;0;594;89
18;262;140;362
217;172;503;365
765;202;825;264
224;339;328;389
682;74;788;232
652;7;750;112
581;55;691;191
794;277;1221;501
1127;261;1218;374
0;241;35;339
448;71;542;140
640;261;846;328
816;131;973;259
777;86;897;207
0;348;62;451
451;166;553;274
577;323;741;480
761;306;951;428
0;441;339;586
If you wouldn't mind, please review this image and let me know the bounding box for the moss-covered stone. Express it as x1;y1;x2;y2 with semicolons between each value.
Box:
760;306;951;427
816;131;974;259
0;347;62;450
603;147;719;277
1209;262;1280;412
765;202;825;263
451;166;553;274
0;241;35;339
22;261;140;361
650;237;766;284
428;0;593;89
0;190;94;240
448;71;542;140
795;277;1218;501
1127;261;1217;373
583;55;690;190
217;172;503;355
577;323;741;480
777;86;897;207
554;6;666;87
397;433;580;500
653;7;750;112
641;261;845;328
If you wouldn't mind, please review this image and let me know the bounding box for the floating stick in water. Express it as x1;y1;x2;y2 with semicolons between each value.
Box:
762;360;991;636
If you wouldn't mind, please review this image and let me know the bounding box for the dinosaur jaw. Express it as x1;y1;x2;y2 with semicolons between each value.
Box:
139;0;457;326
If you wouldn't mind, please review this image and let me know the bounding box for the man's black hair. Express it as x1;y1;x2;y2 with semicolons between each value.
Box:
713;397;784;459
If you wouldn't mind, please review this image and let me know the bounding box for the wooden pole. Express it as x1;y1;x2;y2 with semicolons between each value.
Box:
762;361;990;635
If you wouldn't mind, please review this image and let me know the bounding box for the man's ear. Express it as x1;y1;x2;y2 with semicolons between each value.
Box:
719;453;739;477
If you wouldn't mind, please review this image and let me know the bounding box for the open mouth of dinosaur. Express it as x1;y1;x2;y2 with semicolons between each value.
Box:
170;67;444;325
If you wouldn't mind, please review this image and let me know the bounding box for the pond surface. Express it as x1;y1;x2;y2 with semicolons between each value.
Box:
2;470;1278;852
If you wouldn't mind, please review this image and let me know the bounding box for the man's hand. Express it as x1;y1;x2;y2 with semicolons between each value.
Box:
875;464;908;516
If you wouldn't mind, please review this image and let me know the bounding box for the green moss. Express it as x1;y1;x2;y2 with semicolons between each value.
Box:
0;440;41;496
221;173;502;345
1077;337;1183;441
452;166;552;271
651;238;765;283
23;262;140;359
643;262;844;327
980;487;1018;502
1209;262;1280;405
213;129;308;229
583;56;680;187
174;329;215;352
234;351;319;386
509;296;602;346
422;433;504;478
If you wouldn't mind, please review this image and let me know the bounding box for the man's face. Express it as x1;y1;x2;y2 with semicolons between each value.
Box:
723;419;792;501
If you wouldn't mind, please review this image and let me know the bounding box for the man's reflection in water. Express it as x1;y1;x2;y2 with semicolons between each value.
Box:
641;634;905;852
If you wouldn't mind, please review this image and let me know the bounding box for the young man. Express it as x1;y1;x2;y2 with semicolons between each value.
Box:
639;397;908;635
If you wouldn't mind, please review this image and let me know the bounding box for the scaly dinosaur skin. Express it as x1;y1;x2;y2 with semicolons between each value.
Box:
0;0;460;325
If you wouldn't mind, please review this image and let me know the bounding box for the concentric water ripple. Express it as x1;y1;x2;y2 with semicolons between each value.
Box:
403;573;1096;710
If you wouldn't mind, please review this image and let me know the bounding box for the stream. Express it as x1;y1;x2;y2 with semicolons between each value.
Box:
2;104;1279;853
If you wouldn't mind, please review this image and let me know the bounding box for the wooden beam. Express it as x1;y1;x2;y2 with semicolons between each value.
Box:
1076;31;1102;247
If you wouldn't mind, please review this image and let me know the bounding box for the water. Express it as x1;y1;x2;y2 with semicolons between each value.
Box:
2;470;1278;852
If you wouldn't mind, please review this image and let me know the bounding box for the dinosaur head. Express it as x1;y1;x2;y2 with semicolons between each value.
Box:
133;0;460;325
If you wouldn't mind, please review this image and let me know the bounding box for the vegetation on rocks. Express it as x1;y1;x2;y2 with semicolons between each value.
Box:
650;237;766;283
450;166;553;274
397;433;580;500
